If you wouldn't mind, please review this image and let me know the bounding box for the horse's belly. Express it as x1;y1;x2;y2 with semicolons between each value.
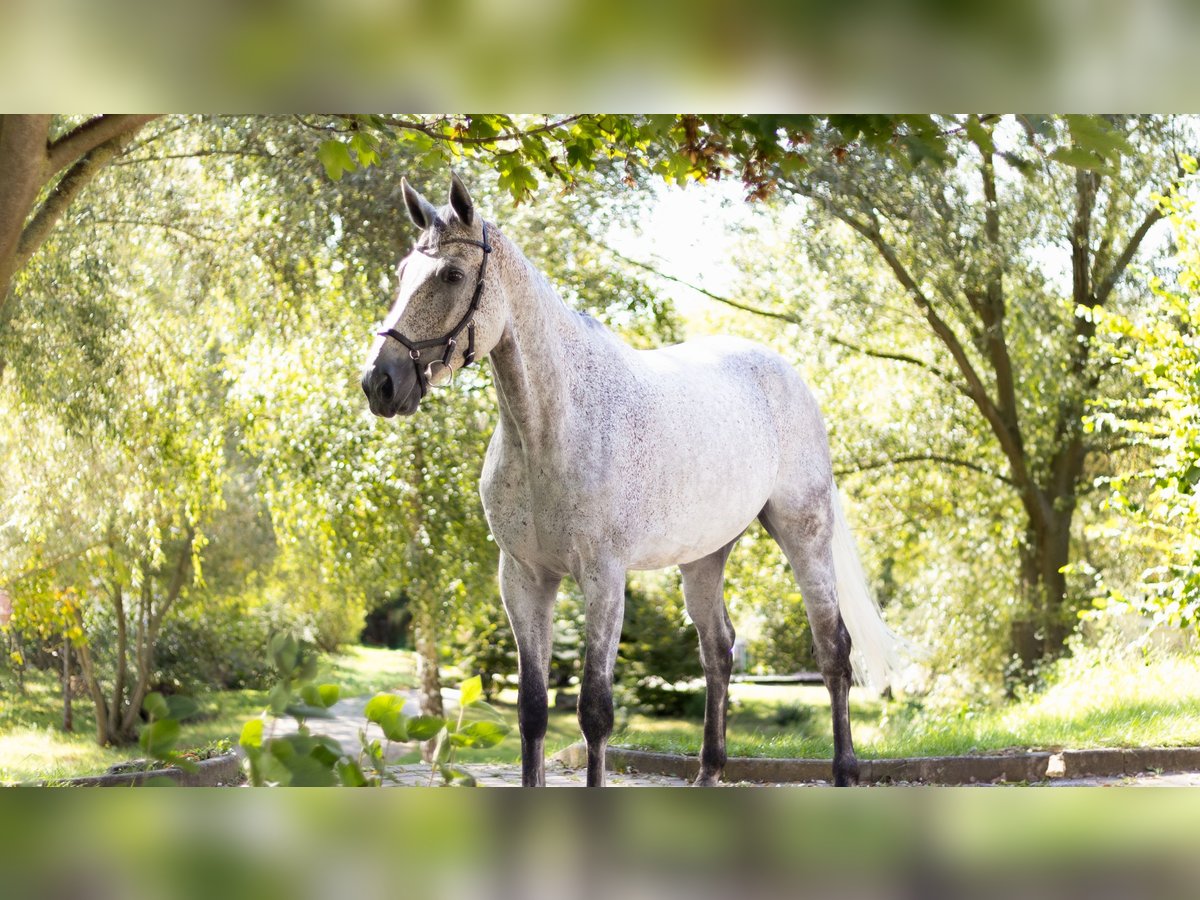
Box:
622;456;776;569
618;408;780;569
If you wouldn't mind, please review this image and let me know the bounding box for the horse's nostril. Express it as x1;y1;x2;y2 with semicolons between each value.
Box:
378;373;394;401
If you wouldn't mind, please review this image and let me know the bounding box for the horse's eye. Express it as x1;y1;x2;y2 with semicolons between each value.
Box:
444;268;465;284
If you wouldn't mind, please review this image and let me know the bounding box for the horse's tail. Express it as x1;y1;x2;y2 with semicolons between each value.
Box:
830;484;913;693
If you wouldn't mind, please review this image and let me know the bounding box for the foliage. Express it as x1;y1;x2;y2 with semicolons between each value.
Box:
703;114;1186;686
455;598;516;701
238;634;509;786
723;523;816;674
617;575;704;717
1086;155;1200;631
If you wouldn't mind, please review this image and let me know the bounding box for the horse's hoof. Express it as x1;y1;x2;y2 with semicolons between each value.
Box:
692;769;723;787
833;755;860;787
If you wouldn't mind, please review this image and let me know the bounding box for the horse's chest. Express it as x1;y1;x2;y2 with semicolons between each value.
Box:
479;434;611;569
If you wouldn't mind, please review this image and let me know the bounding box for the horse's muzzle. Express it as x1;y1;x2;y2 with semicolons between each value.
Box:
362;360;420;417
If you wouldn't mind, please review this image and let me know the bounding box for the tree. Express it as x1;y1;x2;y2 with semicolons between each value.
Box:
1088;155;1200;631
614;115;1187;676
773;116;1181;665
0;115;158;333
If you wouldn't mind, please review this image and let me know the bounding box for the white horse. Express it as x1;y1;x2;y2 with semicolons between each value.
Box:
362;173;906;786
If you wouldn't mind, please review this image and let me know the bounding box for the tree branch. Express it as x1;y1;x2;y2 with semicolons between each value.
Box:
977;149;1023;454
15;129;142;270
825;202;1036;487
835;453;1015;486
610;246;972;397
610;247;800;325
1093;204;1165;307
47;115;159;175
378;113;587;147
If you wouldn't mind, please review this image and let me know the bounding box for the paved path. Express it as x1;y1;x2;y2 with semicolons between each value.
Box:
275;693;1200;787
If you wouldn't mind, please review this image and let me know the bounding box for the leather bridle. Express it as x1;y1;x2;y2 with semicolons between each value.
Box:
377;221;492;398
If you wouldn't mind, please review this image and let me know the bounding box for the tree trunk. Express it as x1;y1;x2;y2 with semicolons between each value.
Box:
0;116;51;324
412;601;443;763
0;114;157;356
1015;502;1076;677
61;634;73;732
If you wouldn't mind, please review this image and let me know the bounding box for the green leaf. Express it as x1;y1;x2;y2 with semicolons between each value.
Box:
239;718;264;749
310;735;344;767
459;675;483;707
1066;115;1133;159
270;633;299;675
165;695;200;721
433;728;452;764
297;652;319;684
268;683;291;715
965;116;994;156
337;758;369;787
256;752;294;786
142;692;169;721
379;710;408;743
1049;146;1112;173
364;693;405;724
317;683;340;708
464;699;507;722
301;683;339;709
452;720;510;749
317;140;356;181
406;715;445;741
283;703;334;720
446;766;477;787
140;718;181;758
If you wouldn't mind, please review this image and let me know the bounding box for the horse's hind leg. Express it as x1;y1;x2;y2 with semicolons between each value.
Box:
760;493;859;787
680;541;737;786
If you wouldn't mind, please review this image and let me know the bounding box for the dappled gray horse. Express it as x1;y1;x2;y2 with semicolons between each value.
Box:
362;174;905;787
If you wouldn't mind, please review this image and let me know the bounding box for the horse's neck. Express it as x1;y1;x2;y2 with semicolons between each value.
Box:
487;236;598;448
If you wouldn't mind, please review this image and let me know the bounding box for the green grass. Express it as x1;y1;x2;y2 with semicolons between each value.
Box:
7;647;1199;782
612;655;1200;760
0;645;415;784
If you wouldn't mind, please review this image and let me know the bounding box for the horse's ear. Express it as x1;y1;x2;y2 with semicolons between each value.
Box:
402;177;437;230
448;171;474;227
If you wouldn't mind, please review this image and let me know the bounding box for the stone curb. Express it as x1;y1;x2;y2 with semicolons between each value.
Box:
1058;747;1200;778
54;753;241;787
554;743;1200;785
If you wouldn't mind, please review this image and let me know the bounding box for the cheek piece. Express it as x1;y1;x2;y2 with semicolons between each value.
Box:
377;221;492;398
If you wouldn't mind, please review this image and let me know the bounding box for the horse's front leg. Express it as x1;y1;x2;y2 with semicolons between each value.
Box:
499;553;561;787
576;561;626;787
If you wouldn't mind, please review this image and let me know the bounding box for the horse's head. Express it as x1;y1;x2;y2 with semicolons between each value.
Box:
361;172;502;417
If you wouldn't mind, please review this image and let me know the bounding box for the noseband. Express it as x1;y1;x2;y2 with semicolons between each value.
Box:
377;221;492;398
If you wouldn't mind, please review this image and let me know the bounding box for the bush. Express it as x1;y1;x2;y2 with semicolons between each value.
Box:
618;580;704;717
154;598;304;693
747;592;816;675
456;598;517;701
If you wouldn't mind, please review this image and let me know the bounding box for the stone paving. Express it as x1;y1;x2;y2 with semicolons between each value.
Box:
379;761;1200;787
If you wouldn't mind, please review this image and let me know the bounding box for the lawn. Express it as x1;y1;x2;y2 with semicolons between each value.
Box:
0;645;415;784
611;654;1200;759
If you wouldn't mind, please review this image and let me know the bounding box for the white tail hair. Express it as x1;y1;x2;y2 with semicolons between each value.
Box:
830;485;912;693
